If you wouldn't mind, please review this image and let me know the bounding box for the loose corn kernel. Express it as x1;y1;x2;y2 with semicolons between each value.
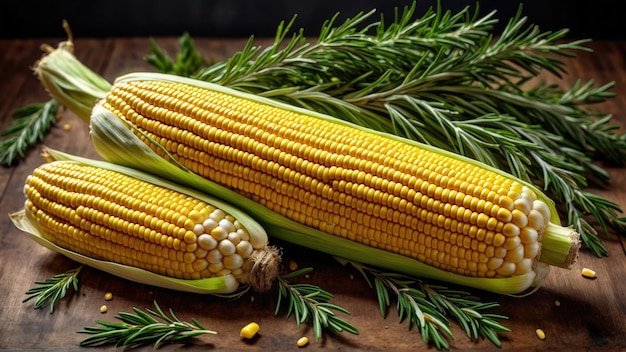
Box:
581;267;596;279
535;328;546;340
289;260;298;271
104;292;113;301
240;322;260;339
297;336;309;347
63;124;71;131
100;305;108;313
554;300;560;307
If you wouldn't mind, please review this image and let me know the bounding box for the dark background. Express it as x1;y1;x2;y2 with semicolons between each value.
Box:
1;0;624;40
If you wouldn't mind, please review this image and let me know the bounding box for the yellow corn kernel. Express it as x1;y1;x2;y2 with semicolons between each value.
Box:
22;161;273;289
240;322;259;339
535;328;546;340
297;336;309;347
581;267;596;279
100;305;108;313
104;292;113;301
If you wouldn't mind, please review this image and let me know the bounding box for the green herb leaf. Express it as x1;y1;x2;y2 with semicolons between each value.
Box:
23;266;82;314
346;260;509;350
145;32;206;77
275;267;359;340
78;301;217;348
0;99;59;166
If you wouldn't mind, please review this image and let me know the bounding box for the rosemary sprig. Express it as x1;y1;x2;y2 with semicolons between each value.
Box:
23;266;82;314
144;32;206;77
275;267;359;341
78;301;217;348
345;260;509;350
0;99;59;166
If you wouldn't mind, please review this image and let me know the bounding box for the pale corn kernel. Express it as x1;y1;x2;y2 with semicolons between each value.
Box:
210;226;228;241
198;234;217;250
523;186;537;201
297;336;309;347
193;223;205;235
104;292;113;301
495;261;515;276
63;123;72;131
208;262;224;273
240;322;260;339
207;249;223;264
513;197;531;214
236;241;254;258
535;328;546;340
210;209;226;222
223;253;244;270
520;228;538;244
581;267;596;279
526;210;544;230
219;218;237;233
227;232;241;245
237;228;250;241
218;239;236;256
202;218;218;232
514;258;533;275
533;200;551;226
100;305;108;313
554;300;561;307
524;242;540;258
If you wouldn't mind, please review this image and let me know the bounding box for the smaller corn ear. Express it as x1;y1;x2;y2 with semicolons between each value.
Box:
10;153;280;295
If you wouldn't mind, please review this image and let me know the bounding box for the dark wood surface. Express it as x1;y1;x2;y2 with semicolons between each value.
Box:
1;37;625;351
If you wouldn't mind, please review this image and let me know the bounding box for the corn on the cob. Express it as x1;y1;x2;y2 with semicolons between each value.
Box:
33;45;580;294
16;158;279;294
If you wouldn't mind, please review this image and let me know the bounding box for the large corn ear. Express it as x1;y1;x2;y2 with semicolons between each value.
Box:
34;46;580;295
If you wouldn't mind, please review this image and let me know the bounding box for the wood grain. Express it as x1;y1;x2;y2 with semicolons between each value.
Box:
0;37;625;351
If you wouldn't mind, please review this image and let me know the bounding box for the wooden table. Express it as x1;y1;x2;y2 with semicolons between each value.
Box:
1;37;625;351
